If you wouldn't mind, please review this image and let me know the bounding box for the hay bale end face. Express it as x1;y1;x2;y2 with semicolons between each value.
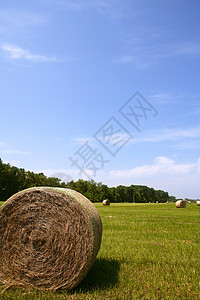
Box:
0;187;102;291
176;200;186;208
197;201;200;206
102;199;110;206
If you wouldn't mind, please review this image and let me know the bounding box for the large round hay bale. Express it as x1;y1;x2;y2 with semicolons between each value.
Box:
102;199;110;206
196;201;200;206
0;187;102;291
176;200;186;208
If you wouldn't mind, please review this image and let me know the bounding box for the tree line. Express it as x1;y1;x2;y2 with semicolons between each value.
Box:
0;158;176;203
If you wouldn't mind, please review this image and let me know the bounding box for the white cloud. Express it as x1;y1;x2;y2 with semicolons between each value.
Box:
109;156;198;179
1;43;58;63
94;156;200;198
196;158;200;172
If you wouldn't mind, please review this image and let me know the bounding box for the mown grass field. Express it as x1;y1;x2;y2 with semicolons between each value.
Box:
0;202;199;299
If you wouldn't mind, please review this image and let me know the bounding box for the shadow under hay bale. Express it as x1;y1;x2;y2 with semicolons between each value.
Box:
70;258;120;293
176;200;186;208
0;187;102;291
102;199;110;206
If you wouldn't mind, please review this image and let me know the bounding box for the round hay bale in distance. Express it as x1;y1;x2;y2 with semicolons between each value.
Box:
102;199;110;206
176;200;186;208
0;187;102;291
196;201;200;206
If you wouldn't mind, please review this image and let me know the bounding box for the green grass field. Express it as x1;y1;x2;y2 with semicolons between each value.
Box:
0;202;199;299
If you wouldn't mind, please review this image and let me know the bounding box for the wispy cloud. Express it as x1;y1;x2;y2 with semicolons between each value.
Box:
45;0;83;11
148;92;183;104
90;0;134;20
0;142;31;155
0;149;31;155
172;140;200;151
115;52;154;68
73;132;133;148
167;41;200;56
0;9;46;36
0;142;8;148
72;137;95;145
3;160;21;167
42;0;135;20
116;25;200;68
135;126;200;143
39;169;74;183
40;168;78;180
1;43;59;63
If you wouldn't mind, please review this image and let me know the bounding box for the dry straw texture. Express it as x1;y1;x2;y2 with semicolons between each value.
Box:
176;200;186;208
0;187;102;291
196;201;200;206
102;199;110;206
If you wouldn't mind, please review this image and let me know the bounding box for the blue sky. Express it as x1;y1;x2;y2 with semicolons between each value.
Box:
0;0;200;199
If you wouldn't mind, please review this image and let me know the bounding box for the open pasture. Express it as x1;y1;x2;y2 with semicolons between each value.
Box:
0;202;199;299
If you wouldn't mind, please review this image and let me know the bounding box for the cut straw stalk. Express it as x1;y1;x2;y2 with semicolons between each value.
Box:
0;187;102;291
